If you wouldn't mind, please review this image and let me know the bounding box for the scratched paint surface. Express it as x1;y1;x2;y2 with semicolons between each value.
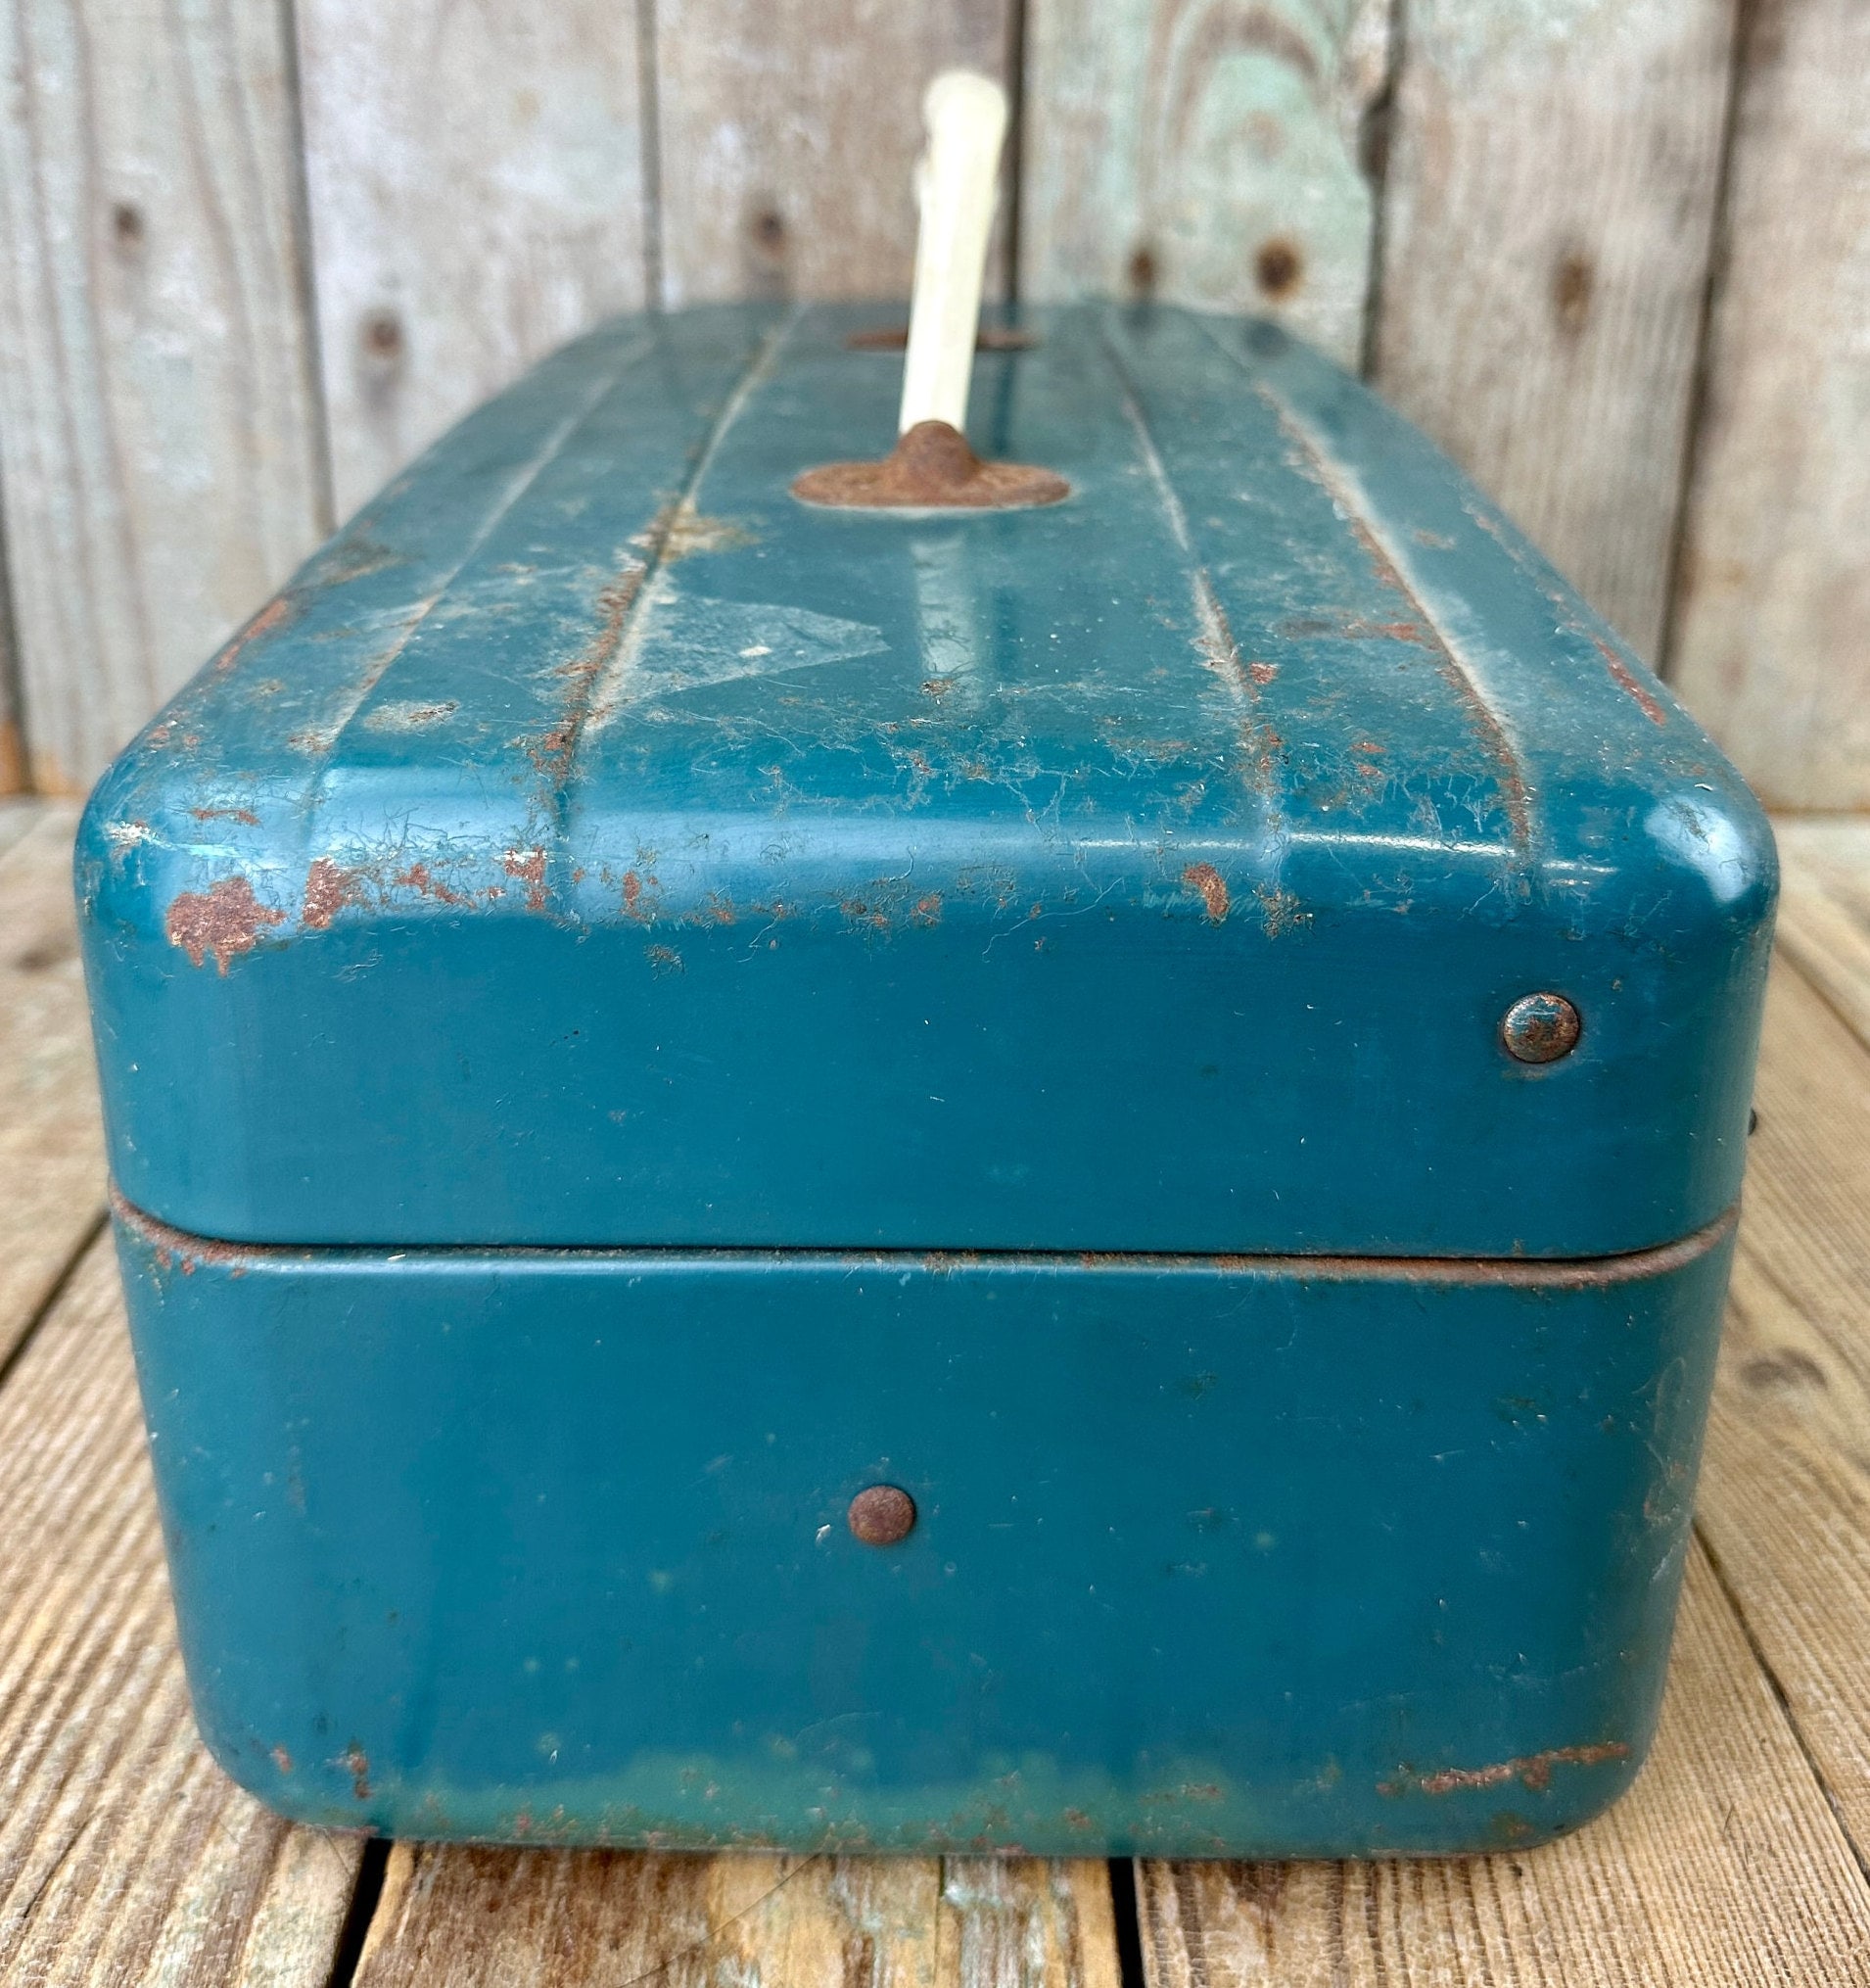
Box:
117;1203;1733;1855
76;303;1774;1254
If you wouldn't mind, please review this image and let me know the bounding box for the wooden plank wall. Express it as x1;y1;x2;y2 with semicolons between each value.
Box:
0;0;1864;804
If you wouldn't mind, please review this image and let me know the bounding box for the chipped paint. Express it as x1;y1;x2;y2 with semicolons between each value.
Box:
209;593;295;676
361;698;460;733
1254;884;1307;935
302;858;366;931
164;876;284;972
503;848;547;912
1381;1741;1630;1798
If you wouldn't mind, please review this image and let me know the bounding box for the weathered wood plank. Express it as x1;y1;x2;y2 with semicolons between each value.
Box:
0;794;40;863
654;0;1014;309
1373;0;1736;659
295;0;648;522
1770;820;1870;1054
1138;1542;1870;1986
355;1842;1118;1988
0;1237;363;1985
1694;950;1870;1856
0;0;328;792
0;804;107;1363
1021;0;1388;365
0;485;24;793
1667;3;1870;806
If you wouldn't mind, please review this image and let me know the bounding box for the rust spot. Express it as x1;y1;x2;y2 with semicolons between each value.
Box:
1594;637;1667;726
921;677;955;701
1247;660;1278;685
1239;719;1283;799
1063;1808;1094;1831
302;858;366;930
793;420;1069;511
503;847;547;912
683;892;736;926
622;870;644;917
1255;238;1303;299
188;806;259;826
209;594;294;676
847;1485;916;1547
644;944;683;975
342;1744;372;1801
1182;863;1230;922
846;324;1037;353
1502;992;1582;1064
912;893;943;926
521;571;644;785
1383;1741;1629;1799
271;1746;294;1775
165;876;284;972
394;863;470;908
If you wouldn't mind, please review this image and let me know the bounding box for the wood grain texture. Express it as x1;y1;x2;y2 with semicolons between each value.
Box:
295;0;648;522
0;804;106;1363
1138;1543;1870;1986
654;0;1014;309
1020;0;1389;364
1771;821;1870;1054
1668;2;1870;806
1373;0;1736;659
355;1842;1118;1988
0;0;329;792
1695;947;1870;1856
0;1237;363;1984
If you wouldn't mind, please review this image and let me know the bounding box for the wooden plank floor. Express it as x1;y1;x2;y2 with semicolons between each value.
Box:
3;803;1868;1986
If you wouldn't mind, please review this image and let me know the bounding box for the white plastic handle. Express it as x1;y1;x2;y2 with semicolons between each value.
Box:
898;71;1008;436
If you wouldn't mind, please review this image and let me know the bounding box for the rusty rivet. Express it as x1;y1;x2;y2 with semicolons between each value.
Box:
848;1484;916;1547
1502;992;1581;1064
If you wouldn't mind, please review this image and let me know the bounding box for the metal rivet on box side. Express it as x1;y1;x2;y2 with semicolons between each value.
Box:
848;1485;916;1546
1502;992;1582;1064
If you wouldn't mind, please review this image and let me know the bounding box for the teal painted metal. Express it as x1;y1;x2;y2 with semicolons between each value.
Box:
77;304;1774;1258
78;303;1777;1854
117;1199;1734;1856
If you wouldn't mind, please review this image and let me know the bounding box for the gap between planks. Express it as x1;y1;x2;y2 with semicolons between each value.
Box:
0;804;109;1365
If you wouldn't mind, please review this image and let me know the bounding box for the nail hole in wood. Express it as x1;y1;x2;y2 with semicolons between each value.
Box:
1255;238;1302;300
1554;250;1594;334
361;309;404;363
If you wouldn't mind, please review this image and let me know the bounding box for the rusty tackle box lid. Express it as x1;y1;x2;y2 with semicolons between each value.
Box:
77;302;1776;1257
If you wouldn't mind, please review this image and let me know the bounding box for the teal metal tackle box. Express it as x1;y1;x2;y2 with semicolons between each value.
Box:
77;302;1776;1857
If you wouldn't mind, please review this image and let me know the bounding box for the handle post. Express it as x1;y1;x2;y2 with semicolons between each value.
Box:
898;71;1007;436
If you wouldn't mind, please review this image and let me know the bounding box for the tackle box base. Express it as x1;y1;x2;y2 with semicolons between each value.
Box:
117;1197;1735;1857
